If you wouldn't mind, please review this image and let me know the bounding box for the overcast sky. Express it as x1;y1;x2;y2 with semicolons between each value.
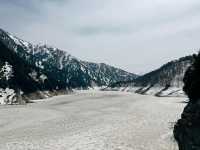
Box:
1;0;200;74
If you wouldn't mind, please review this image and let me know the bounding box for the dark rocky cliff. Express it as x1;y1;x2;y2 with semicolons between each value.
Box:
174;53;200;150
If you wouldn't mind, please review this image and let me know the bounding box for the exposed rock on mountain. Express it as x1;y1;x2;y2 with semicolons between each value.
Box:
0;41;62;104
107;56;194;97
0;28;137;104
174;53;200;150
82;61;138;86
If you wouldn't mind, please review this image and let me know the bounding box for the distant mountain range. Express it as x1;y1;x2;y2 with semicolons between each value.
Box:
107;55;194;97
0;28;137;104
0;28;195;104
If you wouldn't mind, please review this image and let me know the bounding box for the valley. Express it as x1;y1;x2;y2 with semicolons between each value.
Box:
0;91;185;150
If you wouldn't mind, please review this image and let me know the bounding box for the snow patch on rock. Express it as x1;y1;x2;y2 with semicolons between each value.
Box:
0;62;13;80
0;88;16;104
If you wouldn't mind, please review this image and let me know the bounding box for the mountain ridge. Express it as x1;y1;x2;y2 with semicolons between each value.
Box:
107;55;194;97
0;28;137;104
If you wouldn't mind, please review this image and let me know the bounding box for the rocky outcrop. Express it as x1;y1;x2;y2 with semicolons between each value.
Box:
174;53;200;150
174;102;200;150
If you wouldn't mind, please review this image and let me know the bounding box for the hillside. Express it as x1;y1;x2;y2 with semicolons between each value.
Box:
107;56;194;97
0;28;137;104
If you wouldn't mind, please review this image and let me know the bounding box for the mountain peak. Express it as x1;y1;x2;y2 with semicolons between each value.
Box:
0;28;137;104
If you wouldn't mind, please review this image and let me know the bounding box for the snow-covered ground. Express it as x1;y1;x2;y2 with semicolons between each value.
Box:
105;86;185;97
0;91;185;150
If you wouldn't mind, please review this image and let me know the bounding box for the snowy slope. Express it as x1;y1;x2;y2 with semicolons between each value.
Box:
0;28;137;104
0;28;137;87
107;56;194;97
0;40;65;104
82;61;138;86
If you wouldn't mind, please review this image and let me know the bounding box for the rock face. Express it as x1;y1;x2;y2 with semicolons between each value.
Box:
107;56;194;97
174;53;200;150
0;28;137;104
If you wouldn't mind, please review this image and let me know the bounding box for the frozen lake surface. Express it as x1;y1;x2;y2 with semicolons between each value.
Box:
0;91;185;150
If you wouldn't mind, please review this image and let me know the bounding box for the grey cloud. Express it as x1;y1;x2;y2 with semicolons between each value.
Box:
75;25;132;36
0;0;200;73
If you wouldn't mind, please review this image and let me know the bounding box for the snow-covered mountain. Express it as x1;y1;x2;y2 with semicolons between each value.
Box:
0;28;137;104
82;61;137;86
0;40;62;104
107;56;194;97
